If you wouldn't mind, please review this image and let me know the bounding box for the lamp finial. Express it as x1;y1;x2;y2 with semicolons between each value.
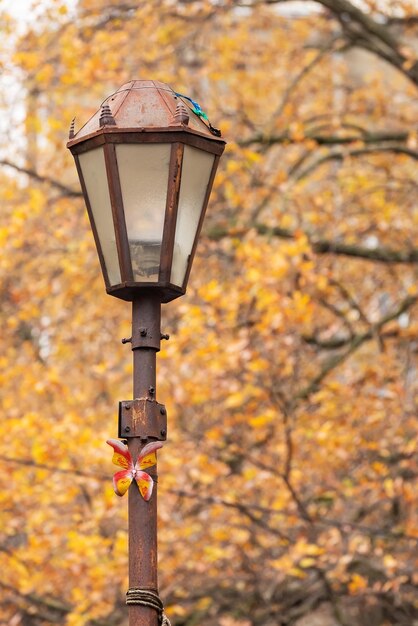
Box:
99;103;116;127
170;101;189;126
68;117;76;140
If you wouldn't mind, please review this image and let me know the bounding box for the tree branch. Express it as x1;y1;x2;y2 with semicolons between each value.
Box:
240;130;410;148
241;0;418;87
267;36;344;124
320;0;418;86
174;489;291;540
318;0;400;52
208;223;418;264
293;146;418;181
0;581;71;619
0;454;107;480
303;328;399;350
172;489;418;543
0;159;82;198
296;294;418;400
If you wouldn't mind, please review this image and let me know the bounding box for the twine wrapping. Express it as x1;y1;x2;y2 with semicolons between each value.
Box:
126;588;171;625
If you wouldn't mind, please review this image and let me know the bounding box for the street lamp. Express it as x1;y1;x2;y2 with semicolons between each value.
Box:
67;80;225;626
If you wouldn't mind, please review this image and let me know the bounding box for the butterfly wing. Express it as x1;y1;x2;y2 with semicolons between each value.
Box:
107;440;135;497
136;441;163;471
107;439;134;470
107;440;162;500
135;471;154;501
113;469;134;496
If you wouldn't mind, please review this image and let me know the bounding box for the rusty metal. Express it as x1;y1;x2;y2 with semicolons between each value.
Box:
159;143;184;283
69;128;225;156
68;80;222;142
104;143;134;282
68;83;224;303
170;100;190;126
68;118;75;140
131;297;161;350
127;293;162;626
119;398;167;441
106;280;185;304
99;103;116;127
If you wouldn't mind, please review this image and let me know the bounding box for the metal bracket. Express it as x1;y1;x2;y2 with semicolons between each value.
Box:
118;398;167;441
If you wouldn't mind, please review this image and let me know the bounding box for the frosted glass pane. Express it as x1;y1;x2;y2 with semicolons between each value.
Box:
171;146;215;287
79;148;121;286
116;144;170;282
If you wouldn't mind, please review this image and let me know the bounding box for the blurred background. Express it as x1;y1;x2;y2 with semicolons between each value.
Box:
0;1;417;625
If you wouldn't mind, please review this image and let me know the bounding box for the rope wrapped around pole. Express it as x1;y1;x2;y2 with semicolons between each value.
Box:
126;589;171;625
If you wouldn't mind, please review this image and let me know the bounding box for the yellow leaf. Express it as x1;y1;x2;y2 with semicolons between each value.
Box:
348;574;368;593
299;558;316;568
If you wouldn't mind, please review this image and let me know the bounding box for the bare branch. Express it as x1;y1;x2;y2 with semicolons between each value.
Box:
0;159;82;198
296;295;418;400
318;0;418;86
240;130;410;148
208;223;418;264
0;454;107;480
293;146;418;181
172;489;418;543
238;0;418;87
267;36;344;124
303;328;399;350
174;489;291;540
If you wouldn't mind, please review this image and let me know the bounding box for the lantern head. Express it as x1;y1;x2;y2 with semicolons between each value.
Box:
67;80;225;302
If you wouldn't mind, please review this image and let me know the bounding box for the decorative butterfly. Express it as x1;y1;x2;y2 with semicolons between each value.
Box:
106;438;163;500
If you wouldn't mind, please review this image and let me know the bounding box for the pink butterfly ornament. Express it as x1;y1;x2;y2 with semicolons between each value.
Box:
106;438;163;501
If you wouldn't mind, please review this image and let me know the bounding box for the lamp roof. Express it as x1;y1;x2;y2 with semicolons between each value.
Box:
67;80;225;147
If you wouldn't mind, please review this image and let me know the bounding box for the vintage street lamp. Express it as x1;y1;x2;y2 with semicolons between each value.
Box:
67;80;225;626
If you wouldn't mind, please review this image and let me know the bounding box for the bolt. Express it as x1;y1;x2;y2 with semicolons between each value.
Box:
160;407;166;415
160;429;166;438
125;426;131;433
161;333;170;340
148;386;155;395
140;328;147;337
125;404;131;410
121;337;132;344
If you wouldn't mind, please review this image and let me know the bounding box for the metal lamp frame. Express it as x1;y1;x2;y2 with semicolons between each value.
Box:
68;95;224;303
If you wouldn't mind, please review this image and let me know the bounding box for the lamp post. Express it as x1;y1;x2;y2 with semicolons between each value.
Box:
67;80;225;626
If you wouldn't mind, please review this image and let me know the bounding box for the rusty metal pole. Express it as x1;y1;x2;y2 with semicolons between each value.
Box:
128;293;162;626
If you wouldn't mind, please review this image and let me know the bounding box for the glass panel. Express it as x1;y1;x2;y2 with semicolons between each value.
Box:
171;145;215;287
116;144;171;282
78;148;121;286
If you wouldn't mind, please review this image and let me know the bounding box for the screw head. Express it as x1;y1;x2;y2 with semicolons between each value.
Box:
125;404;131;410
140;328;147;337
148;386;155;394
160;429;167;438
160;407;166;415
124;426;131;433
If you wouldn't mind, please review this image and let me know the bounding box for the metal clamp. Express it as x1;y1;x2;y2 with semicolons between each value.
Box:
118;398;167;441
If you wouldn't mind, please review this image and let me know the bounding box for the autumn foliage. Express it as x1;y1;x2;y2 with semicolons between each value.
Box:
0;1;417;625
